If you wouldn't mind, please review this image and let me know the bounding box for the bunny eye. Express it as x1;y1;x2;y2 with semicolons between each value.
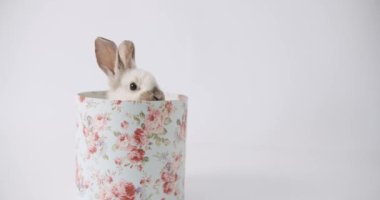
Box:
129;82;138;91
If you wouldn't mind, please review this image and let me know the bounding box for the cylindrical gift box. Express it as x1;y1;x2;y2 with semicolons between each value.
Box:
75;91;188;200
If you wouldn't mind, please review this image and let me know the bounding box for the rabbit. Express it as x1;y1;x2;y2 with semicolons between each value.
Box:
95;37;165;101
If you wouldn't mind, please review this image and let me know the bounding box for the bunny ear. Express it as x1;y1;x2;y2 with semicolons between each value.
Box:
118;40;136;71
95;37;117;76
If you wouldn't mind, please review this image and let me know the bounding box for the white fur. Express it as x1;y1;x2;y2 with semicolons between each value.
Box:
107;68;159;101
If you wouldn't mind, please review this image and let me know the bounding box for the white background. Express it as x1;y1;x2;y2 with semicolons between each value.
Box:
1;0;379;199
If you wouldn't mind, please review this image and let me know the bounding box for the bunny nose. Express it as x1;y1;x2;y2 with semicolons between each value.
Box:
140;87;165;101
153;88;165;101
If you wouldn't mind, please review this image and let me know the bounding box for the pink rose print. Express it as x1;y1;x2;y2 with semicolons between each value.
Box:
99;181;136;200
139;177;151;186
144;106;167;134
107;176;113;183
95;114;109;130
133;128;147;146
81;114;110;158
165;101;174;113
87;132;100;154
177;111;187;141
128;147;145;163
178;120;186;141
159;154;183;195
115;157;122;165
147;107;160;121
163;182;175;194
112;181;136;200
161;171;178;194
121;120;129;129
82;127;89;137
111;100;123;111
115;134;129;151
75;161;89;191
88;145;97;154
161;171;178;195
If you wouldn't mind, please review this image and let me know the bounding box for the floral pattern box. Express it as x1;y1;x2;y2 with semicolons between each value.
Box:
76;91;188;200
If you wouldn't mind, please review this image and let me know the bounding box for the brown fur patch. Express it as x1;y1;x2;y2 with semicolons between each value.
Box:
140;87;165;101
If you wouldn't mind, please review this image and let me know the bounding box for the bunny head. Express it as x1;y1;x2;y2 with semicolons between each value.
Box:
95;37;164;101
